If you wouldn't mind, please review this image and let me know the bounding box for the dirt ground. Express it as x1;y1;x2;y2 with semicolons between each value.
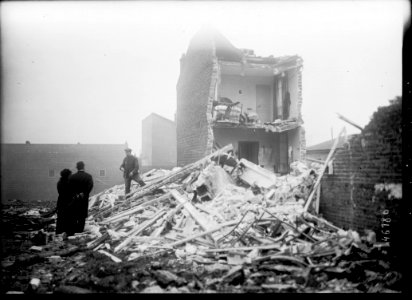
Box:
0;202;403;294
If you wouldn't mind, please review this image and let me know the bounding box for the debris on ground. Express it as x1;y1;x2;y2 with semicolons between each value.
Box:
0;144;402;293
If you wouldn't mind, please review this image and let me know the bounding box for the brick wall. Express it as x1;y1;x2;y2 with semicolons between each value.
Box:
320;98;402;246
1;144;125;205
176;33;215;166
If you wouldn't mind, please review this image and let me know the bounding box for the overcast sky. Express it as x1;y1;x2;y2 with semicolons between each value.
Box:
1;0;409;154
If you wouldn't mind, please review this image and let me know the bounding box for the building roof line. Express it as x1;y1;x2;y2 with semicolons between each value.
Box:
144;112;175;124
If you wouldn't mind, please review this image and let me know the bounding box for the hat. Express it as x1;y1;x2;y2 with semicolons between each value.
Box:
124;148;132;152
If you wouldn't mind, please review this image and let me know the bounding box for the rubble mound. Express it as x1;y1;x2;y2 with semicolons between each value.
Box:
1;144;401;293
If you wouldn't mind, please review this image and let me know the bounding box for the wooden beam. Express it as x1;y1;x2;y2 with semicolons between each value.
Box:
151;202;184;238
315;183;321;214
100;193;171;225
336;113;363;131
113;209;166;253
303;212;341;232
204;244;282;253
97;250;122;263
170;190;217;237
304;127;346;212
165;220;240;248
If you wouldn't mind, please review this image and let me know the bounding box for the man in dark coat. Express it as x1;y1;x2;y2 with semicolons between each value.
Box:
68;161;93;233
120;147;146;196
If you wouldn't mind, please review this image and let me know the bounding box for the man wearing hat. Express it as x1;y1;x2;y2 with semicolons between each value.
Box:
120;147;146;195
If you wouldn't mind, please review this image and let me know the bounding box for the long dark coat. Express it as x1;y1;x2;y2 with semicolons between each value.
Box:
68;170;94;220
55;178;73;234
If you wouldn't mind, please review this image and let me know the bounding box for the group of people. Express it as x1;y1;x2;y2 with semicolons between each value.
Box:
55;161;94;237
56;147;145;237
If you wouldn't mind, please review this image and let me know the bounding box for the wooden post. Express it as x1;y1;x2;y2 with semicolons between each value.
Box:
315;183;321;214
336;113;363;131
304;127;346;212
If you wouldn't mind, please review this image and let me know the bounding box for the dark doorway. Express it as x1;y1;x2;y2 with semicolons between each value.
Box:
238;141;259;165
279;133;289;174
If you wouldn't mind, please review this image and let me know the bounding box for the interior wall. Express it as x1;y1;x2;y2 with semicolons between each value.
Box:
287;68;299;119
213;127;279;172
219;74;273;116
287;127;302;161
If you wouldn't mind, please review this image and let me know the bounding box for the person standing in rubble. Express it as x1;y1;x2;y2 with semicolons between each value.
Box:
120;147;146;196
68;161;94;233
55;168;73;235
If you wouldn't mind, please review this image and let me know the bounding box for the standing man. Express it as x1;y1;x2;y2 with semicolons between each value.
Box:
120;147;146;196
68;161;93;233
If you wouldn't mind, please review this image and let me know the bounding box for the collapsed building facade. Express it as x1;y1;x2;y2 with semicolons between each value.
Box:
176;29;305;174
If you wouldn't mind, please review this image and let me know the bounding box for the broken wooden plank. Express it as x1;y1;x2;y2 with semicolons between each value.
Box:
97;250;122;263
165;220;240;248
100;193;171;225
88;191;104;209
204;244;282;253
170;190;218;236
303;212;341;231
54;285;94;294
86;232;110;249
315;183;321;214
336;113;363;131
114;209;167;253
151;202;184;238
238;158;277;189
252;254;308;267
304;127;346;212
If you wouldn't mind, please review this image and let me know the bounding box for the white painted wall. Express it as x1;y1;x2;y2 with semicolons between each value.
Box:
219;74;273;117
287;127;301;161
287;68;299;119
141;117;153;166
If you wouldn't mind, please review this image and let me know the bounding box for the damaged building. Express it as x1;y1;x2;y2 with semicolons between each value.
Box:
176;29;305;174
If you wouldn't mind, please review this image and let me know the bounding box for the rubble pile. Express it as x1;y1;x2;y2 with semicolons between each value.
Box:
54;144;397;292
83;145;322;259
1;144;401;293
1;201;57;258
